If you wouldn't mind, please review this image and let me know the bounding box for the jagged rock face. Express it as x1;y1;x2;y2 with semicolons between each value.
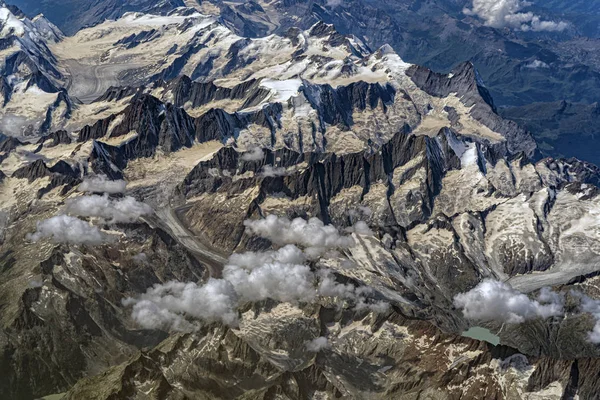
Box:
0;133;22;153
56;307;600;400
11;158;80;197
58;313;527;400
170;122;600;370
0;5;536;158
0;210;206;399
187;0;600;170
175;124;599;299
406;63;536;158
199;0;600;105
53;60;533;180
1;6;600;400
37;129;72;147
163;76;271;110
0;4;70;136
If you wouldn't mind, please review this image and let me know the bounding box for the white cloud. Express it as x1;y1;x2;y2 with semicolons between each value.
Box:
326;0;342;8
345;221;374;236
526;16;568;32
348;206;372;219
524;60;550;69
28;215;114;245
123;279;239;330
317;269;357;299
454;279;564;323
456;283;600;343
126;245;316;331
306;336;330;352
243;215;356;256
581;298;600;343
240;147;264;161
78;175;127;194
0;114;31;136
126;299;195;331
125;216;388;331
464;0;568;32
64;194;153;223
358;299;390;313
224;260;316;303
259;165;289;177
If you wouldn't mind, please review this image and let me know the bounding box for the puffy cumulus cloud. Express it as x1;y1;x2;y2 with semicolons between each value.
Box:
345;221;374;236
454;279;564;323
78;175;127;194
243;215;356;254
464;0;567;32
224;261;316;303
125;217;388;331
27;192;145;245
564;291;600;343
126;246;316;331
524;59;550;69
306;336;330;352
64;194;153;224
28;279;43;288
317;269;356;299
259;165;289;177
456;283;600;343
240;147;264;161
27;215;114;245
525;16;568;32
123;279;239;330
358;299;390;313
0;114;31;136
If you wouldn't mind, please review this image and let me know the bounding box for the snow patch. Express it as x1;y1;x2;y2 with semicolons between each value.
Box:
260;78;304;102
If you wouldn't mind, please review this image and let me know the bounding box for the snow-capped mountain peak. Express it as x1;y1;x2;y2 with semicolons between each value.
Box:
31;14;64;42
0;4;26;37
0;4;63;42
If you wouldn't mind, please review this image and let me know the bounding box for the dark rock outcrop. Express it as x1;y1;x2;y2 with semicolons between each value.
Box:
94;86;144;103
164;75;270;110
302;81;396;129
406;62;537;158
0;134;23;153
0;223;205;400
37;130;73;147
12;159;51;182
12;159;81;197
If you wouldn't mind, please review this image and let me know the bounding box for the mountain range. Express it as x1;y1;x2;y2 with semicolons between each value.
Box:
7;0;600;165
1;2;600;399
